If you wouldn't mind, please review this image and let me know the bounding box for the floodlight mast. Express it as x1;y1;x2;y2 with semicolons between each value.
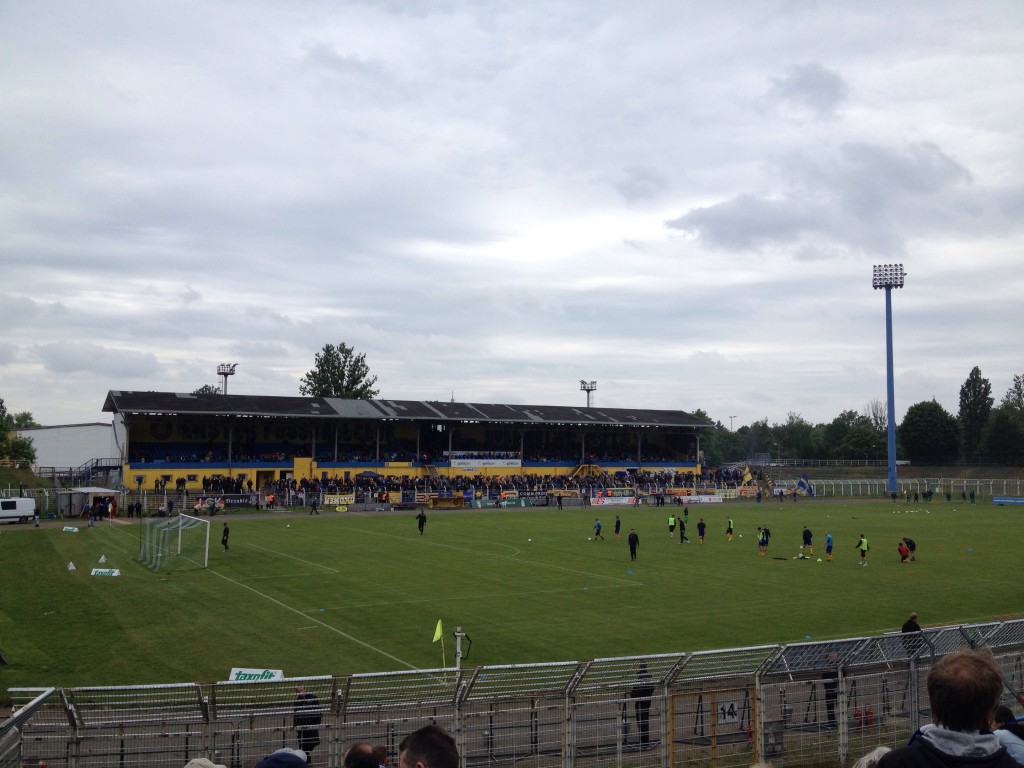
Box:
217;363;238;395
580;380;597;408
872;264;906;494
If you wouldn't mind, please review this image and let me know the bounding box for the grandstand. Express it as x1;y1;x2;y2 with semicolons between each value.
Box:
102;390;713;494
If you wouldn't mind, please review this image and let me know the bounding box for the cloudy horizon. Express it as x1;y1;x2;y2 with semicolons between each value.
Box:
2;1;1022;430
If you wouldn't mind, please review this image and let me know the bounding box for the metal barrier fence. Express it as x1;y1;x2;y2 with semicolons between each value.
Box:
775;478;1024;498
5;619;1024;768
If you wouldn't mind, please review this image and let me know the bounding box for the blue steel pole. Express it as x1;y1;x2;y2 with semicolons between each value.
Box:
885;286;898;494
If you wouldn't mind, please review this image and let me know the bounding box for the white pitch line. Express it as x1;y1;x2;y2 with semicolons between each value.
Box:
205;567;419;670
246;543;342;572
106;524;414;668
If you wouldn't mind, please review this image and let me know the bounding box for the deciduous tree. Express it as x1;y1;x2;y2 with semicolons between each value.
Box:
899;400;960;465
958;366;993;461
299;343;380;399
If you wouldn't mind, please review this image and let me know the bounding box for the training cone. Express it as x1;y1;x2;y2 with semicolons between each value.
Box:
67;562;76;571
99;555;107;563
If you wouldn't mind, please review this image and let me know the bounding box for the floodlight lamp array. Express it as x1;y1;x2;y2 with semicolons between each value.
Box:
217;363;238;376
872;264;906;289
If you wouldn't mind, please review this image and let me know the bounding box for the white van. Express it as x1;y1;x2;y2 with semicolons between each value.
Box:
0;497;37;524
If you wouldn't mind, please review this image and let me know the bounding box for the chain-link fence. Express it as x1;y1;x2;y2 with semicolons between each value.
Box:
6;619;1024;768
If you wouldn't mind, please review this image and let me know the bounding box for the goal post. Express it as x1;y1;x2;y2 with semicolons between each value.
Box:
177;513;210;568
136;513;210;572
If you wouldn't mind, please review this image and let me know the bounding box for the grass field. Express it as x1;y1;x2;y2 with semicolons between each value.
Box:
2;497;1022;700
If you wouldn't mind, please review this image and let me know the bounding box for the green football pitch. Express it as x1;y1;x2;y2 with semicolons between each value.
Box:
1;497;1021;697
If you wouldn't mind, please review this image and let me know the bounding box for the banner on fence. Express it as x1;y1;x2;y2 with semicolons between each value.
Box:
324;493;357;506
228;668;285;682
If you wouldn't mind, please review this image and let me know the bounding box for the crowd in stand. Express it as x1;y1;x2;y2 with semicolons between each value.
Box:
129;443;701;466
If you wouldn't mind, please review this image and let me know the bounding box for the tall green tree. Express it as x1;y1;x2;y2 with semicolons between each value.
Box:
839;426;887;462
958;366;993;462
299;343;380;399
0;398;39;463
979;407;1024;465
1001;373;1024;416
899;400;960;465
192;384;222;395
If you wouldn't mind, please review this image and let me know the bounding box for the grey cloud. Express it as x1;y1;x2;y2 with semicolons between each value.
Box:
612;166;670;203
768;62;849;118
666;194;825;251
667;140;979;256
34;342;162;378
181;286;202;304
838;142;972;197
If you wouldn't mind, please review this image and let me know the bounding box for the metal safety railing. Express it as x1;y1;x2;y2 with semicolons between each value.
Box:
5;619;1024;768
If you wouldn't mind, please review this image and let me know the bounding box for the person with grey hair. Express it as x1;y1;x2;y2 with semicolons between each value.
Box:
183;759;226;768
852;747;891;768
878;650;1019;768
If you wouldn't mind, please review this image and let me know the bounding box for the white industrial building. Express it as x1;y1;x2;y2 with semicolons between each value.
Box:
16;420;125;470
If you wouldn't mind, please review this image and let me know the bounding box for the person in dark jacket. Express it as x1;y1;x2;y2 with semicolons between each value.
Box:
878;650;1019;768
630;662;656;746
293;686;322;761
628;529;639;561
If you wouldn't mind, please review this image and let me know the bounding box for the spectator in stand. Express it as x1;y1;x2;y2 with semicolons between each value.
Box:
344;742;378;768
399;725;459;768
878;650;1019;768
992;706;1024;762
255;748;307;768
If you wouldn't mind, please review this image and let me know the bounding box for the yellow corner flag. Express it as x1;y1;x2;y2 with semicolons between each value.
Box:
432;619;443;643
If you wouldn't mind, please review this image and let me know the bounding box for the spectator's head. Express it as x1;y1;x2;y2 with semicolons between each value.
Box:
183;760;226;768
344;741;378;768
255;748;308;768
927;650;1003;731
399;725;459;768
909;612;918;621
994;705;1017;727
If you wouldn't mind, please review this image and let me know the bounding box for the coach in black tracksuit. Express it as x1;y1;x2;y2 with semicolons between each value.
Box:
628;529;639;561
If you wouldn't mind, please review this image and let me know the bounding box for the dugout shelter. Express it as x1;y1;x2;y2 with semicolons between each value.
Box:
103;390;712;493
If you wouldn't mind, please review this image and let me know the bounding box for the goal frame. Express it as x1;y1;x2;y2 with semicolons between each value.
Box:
176;513;210;568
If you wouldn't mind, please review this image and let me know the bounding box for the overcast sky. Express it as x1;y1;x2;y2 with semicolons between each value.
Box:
2;1;1022;431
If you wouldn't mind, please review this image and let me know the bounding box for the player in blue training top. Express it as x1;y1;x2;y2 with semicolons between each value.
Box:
825;531;834;561
593;518;604;541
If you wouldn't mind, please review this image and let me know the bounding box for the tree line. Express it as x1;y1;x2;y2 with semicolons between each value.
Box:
699;367;1024;467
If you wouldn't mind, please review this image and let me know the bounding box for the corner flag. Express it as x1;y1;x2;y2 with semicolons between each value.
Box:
433;619;443;643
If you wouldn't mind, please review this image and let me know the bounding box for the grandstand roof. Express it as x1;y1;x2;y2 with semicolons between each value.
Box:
102;391;712;429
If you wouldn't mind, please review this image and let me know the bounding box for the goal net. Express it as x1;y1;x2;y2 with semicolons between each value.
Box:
137;513;210;572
